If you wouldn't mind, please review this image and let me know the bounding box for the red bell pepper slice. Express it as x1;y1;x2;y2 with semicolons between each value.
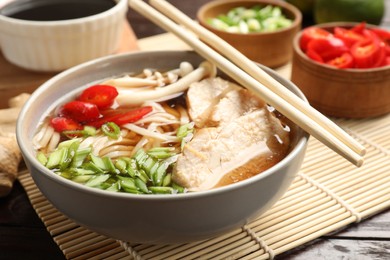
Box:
307;37;349;61
59;101;100;123
78;85;118;109
87;106;153;128
50;117;83;132
326;52;354;69
300;27;332;51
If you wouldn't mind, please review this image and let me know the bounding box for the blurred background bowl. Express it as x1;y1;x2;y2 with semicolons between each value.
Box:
17;50;308;244
291;22;390;118
197;0;302;68
0;0;128;72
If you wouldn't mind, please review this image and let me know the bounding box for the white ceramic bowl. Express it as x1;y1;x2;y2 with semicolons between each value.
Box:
16;51;309;244
0;0;127;72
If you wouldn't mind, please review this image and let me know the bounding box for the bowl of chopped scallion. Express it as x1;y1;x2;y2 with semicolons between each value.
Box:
198;0;302;67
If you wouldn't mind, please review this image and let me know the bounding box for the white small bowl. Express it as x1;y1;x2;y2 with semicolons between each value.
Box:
0;0;128;72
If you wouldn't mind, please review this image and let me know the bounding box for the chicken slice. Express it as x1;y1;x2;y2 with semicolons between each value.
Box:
173;108;289;191
210;87;266;127
186;77;240;128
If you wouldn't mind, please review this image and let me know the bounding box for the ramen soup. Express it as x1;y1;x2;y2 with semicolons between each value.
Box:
33;61;292;194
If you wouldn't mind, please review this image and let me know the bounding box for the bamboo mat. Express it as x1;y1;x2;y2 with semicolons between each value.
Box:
17;112;390;260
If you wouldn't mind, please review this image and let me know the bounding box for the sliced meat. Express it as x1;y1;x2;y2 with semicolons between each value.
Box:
210;87;266;127
186;77;240;128
173;108;290;191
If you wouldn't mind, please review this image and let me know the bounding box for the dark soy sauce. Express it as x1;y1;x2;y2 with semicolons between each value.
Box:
0;0;116;21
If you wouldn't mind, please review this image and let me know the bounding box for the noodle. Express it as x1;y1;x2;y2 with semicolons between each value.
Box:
122;123;179;142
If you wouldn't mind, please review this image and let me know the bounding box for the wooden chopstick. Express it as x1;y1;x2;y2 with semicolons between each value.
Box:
128;0;364;167
149;0;366;157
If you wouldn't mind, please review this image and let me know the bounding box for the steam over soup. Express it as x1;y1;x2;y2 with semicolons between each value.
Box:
33;61;291;194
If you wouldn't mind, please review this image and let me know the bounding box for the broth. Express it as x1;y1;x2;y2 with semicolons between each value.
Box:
0;0;116;21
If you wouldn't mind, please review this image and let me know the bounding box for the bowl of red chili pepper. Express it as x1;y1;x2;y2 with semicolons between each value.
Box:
197;0;302;68
291;22;390;118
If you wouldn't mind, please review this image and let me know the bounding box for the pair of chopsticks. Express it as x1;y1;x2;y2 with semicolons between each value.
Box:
128;0;366;167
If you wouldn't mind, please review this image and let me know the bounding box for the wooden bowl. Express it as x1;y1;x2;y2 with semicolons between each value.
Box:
291;22;390;118
197;0;302;68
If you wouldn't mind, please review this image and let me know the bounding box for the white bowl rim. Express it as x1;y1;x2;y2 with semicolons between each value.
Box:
17;50;309;201
0;0;127;26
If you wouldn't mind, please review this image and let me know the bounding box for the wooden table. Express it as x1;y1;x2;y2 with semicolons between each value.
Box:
1;0;390;259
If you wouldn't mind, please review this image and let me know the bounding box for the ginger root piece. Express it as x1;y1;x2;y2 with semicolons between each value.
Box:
0;134;22;197
0;93;30;197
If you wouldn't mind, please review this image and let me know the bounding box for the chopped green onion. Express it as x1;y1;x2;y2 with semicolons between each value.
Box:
36;152;48;166
38;139;187;195
82;162;105;174
85;174;110;187
63;126;96;138
147;147;176;159
90;154;106;170
46;147;67;169
208;5;293;33
103;156;117;173
106;181;120;192
135;178;149;194
72;175;93;183
84;126;96;136
101;122;120;139
71;147;91;168
162;173;172;187
115;158;128;174
117;176;137;190
149;186;174;194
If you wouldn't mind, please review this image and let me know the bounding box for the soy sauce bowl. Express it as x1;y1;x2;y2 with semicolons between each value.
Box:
0;0;128;72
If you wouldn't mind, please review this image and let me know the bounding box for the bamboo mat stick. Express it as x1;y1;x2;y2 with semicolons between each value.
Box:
98;247;130;260
128;0;364;167
340;175;390;198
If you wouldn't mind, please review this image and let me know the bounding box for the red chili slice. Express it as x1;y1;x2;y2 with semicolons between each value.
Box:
87;106;153;128
307;37;349;61
59;100;100;123
350;22;366;34
50;117;83;132
300;27;332;52
386;56;390;66
371;28;390;43
306;49;324;63
350;35;384;68
78;85;118;109
334;27;366;47
326;52;354;69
